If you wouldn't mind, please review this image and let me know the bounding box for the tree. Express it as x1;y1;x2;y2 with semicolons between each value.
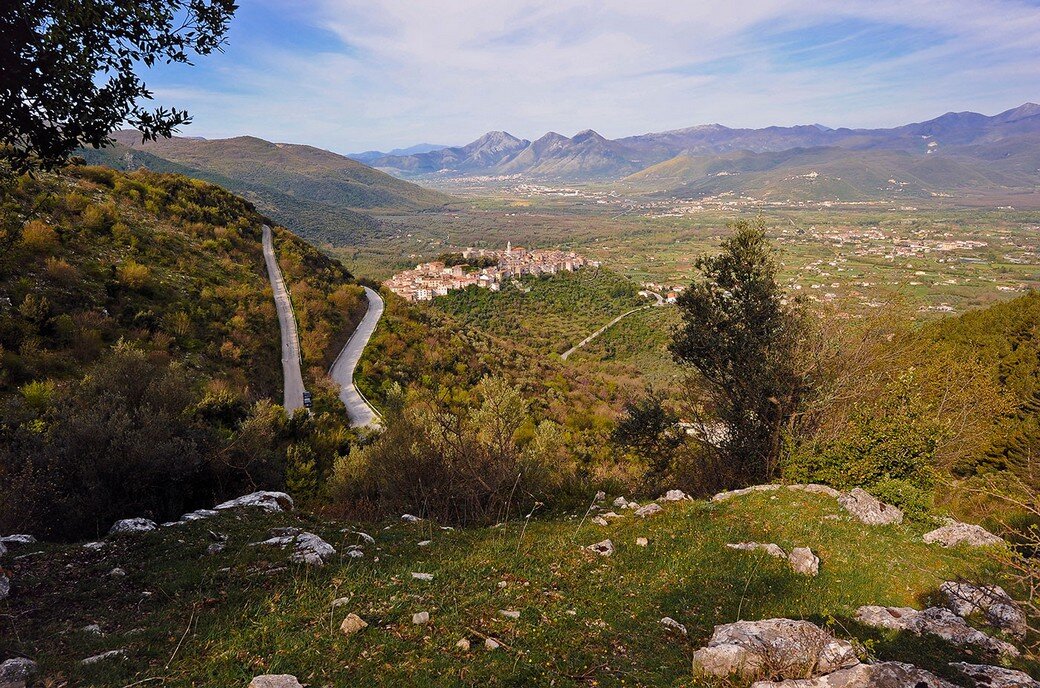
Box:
611;390;684;484
670;219;806;486
1;0;238;174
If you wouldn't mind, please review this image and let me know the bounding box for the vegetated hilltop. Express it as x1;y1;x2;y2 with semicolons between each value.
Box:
0;165;367;540
0;484;1029;686
371;103;1040;201
80;132;452;246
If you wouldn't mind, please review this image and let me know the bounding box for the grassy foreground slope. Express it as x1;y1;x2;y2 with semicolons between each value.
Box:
1;488;1026;687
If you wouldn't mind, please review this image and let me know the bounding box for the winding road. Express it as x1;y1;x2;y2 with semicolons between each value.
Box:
262;225;306;413
560;292;667;361
329;286;384;428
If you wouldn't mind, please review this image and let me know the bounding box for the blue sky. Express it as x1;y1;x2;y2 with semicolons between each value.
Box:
144;0;1040;153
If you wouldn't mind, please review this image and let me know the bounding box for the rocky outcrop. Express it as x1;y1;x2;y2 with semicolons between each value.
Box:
660;490;688;502
248;675;303;688
940;581;1027;639
788;547;821;577
0;535;36;547
634;503;663;518
749;661;957;687
712;483;840;502
107;518;158;536
586;539;614;556
0;658;37;688
214;491;294;513
692;618;859;680
837;488;903;526
924;521;1004;548
81;649;126;664
950;661;1040;688
252;529;335;566
727;542;787;559
179;508;220;522
854;605;1019;658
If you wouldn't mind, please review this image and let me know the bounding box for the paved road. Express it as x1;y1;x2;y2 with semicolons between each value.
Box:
262;225;305;413
330;286;384;428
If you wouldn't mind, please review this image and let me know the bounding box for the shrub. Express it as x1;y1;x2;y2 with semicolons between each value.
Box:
20;219;59;253
117;260;151;289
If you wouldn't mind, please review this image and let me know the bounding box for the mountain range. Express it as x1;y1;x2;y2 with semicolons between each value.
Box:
368;104;1040;201
81;132;451;246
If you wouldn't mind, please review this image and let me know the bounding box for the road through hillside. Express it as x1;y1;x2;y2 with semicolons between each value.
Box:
560;305;651;361
262;225;305;413
330;286;384;428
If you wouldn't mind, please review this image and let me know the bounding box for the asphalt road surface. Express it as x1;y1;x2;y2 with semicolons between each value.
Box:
262;225;305;413
330;286;384;428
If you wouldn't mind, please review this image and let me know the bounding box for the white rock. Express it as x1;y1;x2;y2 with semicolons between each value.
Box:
788;547;820;576
591;516;609;526
499;609;520;619
837;488;903;526
485;638;500;650
456;638;471;651
854;605;1019;658
412;611;430;625
602;511;623;519
214;491;294;513
612;496;629;508
660;616;687;635
109;567;126;578
401;513;422;523
340;613;368;636
412;572;434;581
81;649;126;665
80;623;102;635
635;503;663;518
107;518;158;536
252;531;336;566
636;537;648;547
586;539;614;556
727;542;787;559
82;541;105;551
594;491;606;502
0;575;8;601
0;658;37;688
941;581;1027;638
924;522;1004;548
179;509;219;522
0;535;36;546
0;541;5;557
712;484;785;502
248;675;304;688
750;661;957;687
331;596;351;608
352;530;375;544
417;540;432;547
660;490;687;502
950;661;1040;688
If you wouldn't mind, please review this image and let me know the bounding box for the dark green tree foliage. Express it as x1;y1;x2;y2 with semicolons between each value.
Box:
1;0;237;173
670;219;805;486
611;390;683;484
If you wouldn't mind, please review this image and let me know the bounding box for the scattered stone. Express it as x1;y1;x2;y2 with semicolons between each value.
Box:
214;491;293;513
206;541;226;556
80;623;103;635
750;661;957;687
497;581;508;588
80;649;126;665
352;530;375;544
612;496;629;508
248;675;303;688
727;542;787;559
950;661;1040;688
499;609;520;619
623;501;640;510
692;618;858;680
586;539;614;556
924;522;1004;548
417;540;432;547
941;581;1027;638
456;638;471;651
854;605;1019;658
82;541;104;551
107;518;158;536
252;531;336;566
636;537;648;547
485;638;500;650
339;613;368;636
412;572;434;581
660;489;688;502
412;611;430;625
179;509;219;522
635;503;663;518
0;535;36;547
591;516;609;526
788;547;820;576
0;541;5;557
345;546;363;559
401;514;422;523
594;491;606;502
837;488;903;526
0;574;9;601
602;511;623;519
660;616;687;635
108;567;126;578
331;596;351;608
0;658;37;688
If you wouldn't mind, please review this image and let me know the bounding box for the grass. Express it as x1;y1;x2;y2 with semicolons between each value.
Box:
2;489;1030;687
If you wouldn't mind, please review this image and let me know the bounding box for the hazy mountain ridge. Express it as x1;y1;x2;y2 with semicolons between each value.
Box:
370;104;1040;197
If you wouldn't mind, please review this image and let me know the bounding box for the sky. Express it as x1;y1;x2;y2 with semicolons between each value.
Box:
144;0;1040;154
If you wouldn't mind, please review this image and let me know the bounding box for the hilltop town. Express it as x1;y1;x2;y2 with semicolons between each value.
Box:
385;243;600;301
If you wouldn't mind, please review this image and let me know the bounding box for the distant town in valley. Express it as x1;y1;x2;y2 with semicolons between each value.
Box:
385;243;601;301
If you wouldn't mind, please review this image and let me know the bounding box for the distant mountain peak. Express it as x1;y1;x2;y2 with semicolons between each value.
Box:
571;129;607;143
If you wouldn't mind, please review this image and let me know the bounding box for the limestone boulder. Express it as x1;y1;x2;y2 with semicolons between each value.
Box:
107;518;158;536
950;662;1040;688
692;618;858;680
854;605;1019;658
214;491;293;513
788;547;820;577
749;661;957;687
837;488;903;526
634;503;663;518
924;522;1004;548
252;531;336;566
727;542;787;559
940;581;1027;639
586;539;614;556
0;658;37;688
248;675;303;688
